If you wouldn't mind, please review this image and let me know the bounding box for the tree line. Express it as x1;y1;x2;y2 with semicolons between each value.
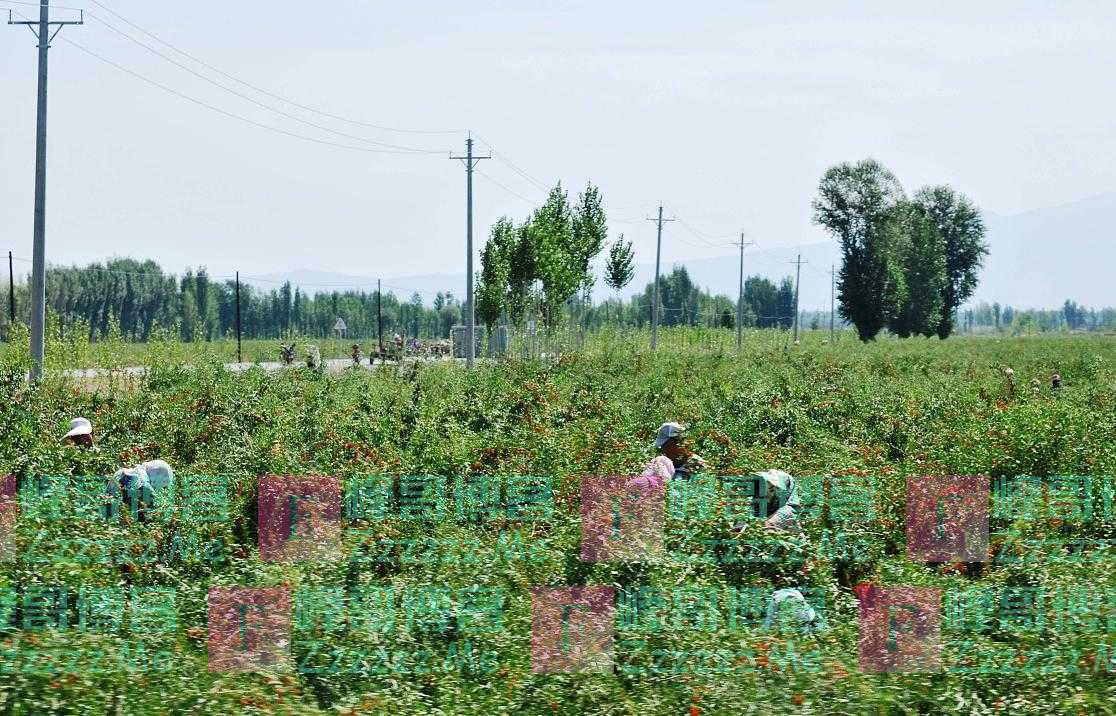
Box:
0;258;467;342
475;182;803;335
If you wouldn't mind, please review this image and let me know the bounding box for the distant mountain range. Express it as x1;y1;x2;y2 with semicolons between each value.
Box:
249;192;1116;311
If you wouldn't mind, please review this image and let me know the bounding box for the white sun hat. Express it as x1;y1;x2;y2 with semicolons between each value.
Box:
140;460;175;491
655;422;687;449
63;417;93;440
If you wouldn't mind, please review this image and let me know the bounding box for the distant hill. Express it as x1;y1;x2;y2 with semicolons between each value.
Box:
251;193;1116;311
972;192;1116;309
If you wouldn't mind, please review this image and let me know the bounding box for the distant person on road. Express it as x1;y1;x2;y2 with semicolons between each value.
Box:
629;422;708;489
306;344;321;371
351;344;362;366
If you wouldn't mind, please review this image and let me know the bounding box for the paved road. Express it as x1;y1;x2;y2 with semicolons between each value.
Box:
58;356;461;380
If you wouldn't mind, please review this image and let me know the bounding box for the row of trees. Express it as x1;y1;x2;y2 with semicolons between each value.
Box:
624;267;796;329
476;183;633;334
813;159;989;341
960;300;1116;334
474;182;807;336
0;258;466;342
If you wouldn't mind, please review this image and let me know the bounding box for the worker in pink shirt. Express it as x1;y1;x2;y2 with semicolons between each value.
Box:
629;422;707;489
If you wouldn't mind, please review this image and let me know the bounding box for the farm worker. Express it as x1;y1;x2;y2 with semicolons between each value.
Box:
1051;373;1062;391
60;415;113;477
109;459;175;521
755;469;803;533
730;470;803;534
764;588;818;634
306;344;321;370
62;417;174;516
628;422;708;489
62;416;94;448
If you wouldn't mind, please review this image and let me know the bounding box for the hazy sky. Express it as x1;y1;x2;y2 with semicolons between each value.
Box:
2;0;1114;292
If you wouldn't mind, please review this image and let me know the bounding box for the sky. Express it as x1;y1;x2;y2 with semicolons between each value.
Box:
2;0;1115;295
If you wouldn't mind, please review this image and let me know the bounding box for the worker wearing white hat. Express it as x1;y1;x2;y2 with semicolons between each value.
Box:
630;421;708;489
63;417;175;520
62;417;94;448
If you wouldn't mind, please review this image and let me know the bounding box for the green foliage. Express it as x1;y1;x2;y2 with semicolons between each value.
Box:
912;185;988;339
888;201;947;338
28;259;456;343
476;218;514;335
813;159;907;342
2;336;1116;713
478;182;611;335
571;183;608;298
816;164;989;343
603;235;635;293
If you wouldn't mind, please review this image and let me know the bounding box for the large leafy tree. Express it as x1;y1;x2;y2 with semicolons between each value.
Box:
888;201;946;338
604;236;635;293
912;185;988;338
813;159;906;341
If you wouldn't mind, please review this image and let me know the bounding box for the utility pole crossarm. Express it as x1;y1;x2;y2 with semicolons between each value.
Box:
8;9;83;31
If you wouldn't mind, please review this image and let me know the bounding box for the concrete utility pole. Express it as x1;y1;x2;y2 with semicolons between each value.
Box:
376;279;383;355
735;233;754;352
7;251;14;327
829;264;836;343
9;1;82;380
450;135;489;368
235;271;242;363
646;205;674;351
791;253;806;343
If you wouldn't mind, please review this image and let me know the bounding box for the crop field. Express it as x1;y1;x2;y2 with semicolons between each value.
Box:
2;334;1116;714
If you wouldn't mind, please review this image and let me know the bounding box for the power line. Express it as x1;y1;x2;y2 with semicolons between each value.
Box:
475;169;539;205
83;0;458;136
675;217;737;249
472;134;550;192
0;1;83;9
79;9;446;154
55;33;441;155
